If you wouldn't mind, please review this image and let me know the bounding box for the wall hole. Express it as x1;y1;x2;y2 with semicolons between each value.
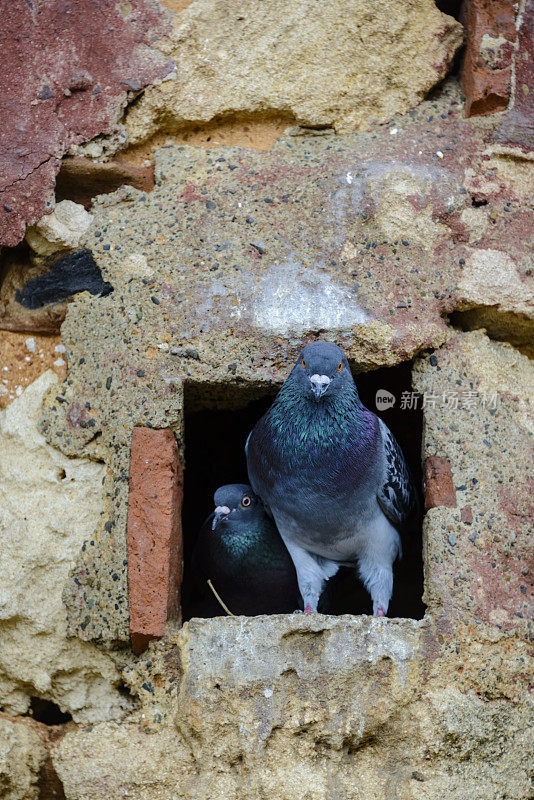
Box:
434;0;463;19
182;361;424;621
29;697;73;726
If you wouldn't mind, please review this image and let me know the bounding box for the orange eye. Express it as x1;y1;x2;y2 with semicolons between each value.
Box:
302;359;306;369
337;362;343;372
241;495;251;508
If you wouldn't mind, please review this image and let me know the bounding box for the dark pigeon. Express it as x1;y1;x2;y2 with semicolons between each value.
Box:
190;484;301;617
246;341;419;616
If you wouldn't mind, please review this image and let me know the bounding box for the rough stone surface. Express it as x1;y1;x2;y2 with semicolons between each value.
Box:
126;0;463;143
455;246;534;349
0;717;47;800
495;0;534;148
127;427;183;653
25;201;93;259
47;330;534;799
0;0;173;247
52;613;533;800
1;4;532;796
0;716;47;800
55;158;155;209
461;0;518;117
37;81;534;642
414;331;533;633
423;456;457;510
0;372;133;722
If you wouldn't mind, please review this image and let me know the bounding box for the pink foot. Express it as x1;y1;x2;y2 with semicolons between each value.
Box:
304;604;313;613
376;607;386;617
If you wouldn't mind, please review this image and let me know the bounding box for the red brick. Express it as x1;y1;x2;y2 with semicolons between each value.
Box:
461;0;517;117
127;427;183;654
495;0;534;148
0;0;172;247
423;456;457;510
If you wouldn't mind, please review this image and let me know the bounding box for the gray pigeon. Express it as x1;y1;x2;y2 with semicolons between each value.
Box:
246;341;419;616
191;484;301;616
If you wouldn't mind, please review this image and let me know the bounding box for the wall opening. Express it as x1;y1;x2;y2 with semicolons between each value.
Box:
182;361;424;622
29;697;73;726
434;0;463;19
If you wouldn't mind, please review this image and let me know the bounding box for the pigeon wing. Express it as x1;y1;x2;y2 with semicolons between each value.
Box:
376;419;419;530
245;425;276;517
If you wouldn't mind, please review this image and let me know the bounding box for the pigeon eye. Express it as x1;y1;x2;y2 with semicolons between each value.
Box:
241;495;252;508
337;362;343;372
302;359;306;370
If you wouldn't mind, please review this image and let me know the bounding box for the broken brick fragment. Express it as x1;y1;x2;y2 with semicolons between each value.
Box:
0;0;172;247
423;456;457;510
461;0;517;117
127;427;183;654
494;0;534;149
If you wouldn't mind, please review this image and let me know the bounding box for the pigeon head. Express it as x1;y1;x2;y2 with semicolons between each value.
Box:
293;341;354;402
211;484;259;530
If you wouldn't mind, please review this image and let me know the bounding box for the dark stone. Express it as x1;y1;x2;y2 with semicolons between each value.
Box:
15;248;113;309
38;85;54;100
411;771;426;782
184;348;200;360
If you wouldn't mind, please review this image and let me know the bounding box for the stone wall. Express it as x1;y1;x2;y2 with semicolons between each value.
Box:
0;1;532;798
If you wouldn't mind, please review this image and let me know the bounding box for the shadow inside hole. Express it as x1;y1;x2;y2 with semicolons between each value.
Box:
29;697;72;725
434;0;463;19
182;361;425;622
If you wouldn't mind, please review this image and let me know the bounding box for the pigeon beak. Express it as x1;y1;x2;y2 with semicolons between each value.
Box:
212;505;231;530
309;374;331;400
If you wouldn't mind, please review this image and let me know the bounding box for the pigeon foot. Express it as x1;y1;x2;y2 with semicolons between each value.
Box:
304;604;313;613
376;606;386;617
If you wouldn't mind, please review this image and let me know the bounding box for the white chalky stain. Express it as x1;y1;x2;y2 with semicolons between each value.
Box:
251;261;368;335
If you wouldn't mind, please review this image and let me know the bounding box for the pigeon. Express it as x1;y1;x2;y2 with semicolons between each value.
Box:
190;484;301;617
246;341;419;616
